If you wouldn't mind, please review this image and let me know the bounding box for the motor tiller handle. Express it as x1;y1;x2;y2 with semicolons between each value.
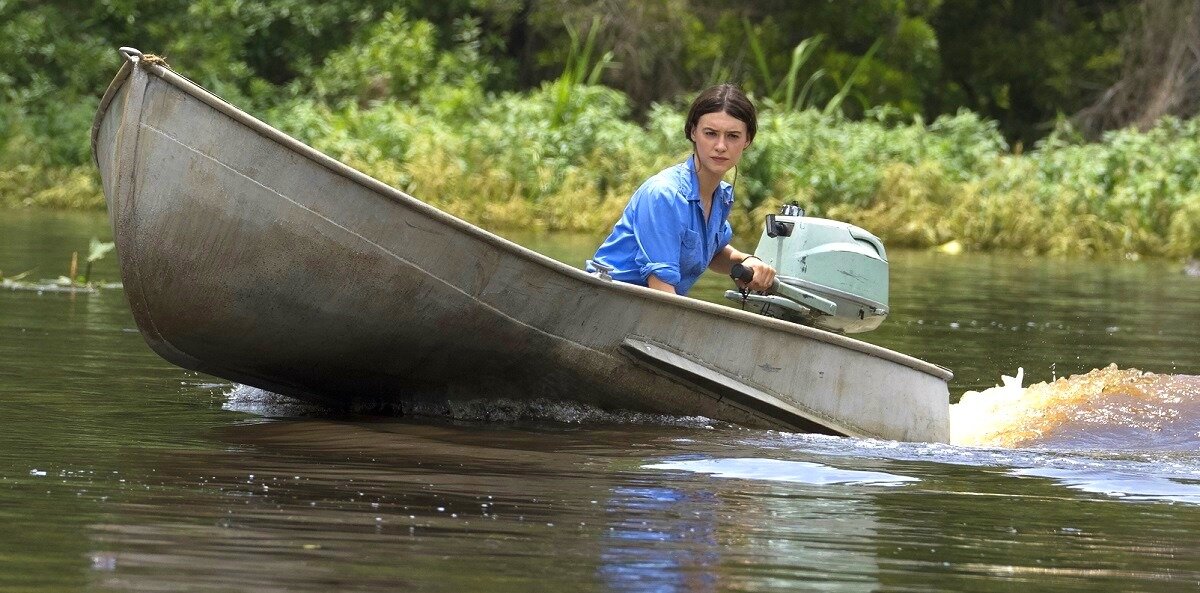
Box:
730;263;780;293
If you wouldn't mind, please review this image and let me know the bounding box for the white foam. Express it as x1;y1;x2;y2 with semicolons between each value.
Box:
222;383;718;428
402;397;716;427
222;384;328;417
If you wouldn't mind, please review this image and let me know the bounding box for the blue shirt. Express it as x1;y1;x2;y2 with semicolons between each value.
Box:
587;157;735;295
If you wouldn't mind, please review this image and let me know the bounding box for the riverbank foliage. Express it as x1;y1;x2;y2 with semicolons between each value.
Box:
1;2;1197;258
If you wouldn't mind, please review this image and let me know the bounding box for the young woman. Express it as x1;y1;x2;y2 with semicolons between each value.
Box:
587;84;776;296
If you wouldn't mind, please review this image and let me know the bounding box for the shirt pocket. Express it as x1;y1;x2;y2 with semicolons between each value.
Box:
680;229;704;275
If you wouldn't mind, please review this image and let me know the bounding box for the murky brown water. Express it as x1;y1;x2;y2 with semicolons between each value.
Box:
3;210;1200;591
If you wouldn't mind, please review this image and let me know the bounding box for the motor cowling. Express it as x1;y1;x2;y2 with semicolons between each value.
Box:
726;205;889;334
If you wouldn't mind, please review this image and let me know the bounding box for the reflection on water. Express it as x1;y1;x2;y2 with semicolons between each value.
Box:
3;211;1200;592
645;458;919;486
1011;467;1200;505
599;485;722;593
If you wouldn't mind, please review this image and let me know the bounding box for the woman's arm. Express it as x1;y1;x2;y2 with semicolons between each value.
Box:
647;275;678;294
708;244;741;275
710;245;777;292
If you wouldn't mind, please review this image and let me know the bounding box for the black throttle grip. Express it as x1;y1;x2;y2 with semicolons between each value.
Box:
730;263;754;283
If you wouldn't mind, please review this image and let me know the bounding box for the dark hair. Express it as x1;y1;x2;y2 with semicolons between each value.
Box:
683;84;757;144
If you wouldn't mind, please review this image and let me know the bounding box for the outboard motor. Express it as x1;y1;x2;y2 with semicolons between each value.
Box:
726;204;889;334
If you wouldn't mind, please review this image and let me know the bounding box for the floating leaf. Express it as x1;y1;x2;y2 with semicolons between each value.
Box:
88;238;116;263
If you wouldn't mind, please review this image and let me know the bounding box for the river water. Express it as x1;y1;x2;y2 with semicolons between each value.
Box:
2;209;1199;591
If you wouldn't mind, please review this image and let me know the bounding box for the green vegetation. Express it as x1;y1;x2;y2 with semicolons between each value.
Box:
1;1;1197;258
0;237;117;293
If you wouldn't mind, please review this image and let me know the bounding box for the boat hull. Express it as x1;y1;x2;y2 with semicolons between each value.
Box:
92;50;952;442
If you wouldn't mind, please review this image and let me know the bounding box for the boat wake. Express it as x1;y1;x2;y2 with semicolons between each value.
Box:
223;384;719;428
950;365;1200;450
400;397;719;428
224;365;1200;451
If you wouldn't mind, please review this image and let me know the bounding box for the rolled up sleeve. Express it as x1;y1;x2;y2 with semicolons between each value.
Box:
628;182;684;286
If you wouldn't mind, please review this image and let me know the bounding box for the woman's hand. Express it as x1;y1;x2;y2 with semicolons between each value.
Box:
711;246;777;292
739;257;777;292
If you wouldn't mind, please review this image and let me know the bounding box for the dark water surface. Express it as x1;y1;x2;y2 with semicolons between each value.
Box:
3;210;1200;592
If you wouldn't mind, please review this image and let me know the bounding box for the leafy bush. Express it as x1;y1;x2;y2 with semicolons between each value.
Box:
1;6;1196;258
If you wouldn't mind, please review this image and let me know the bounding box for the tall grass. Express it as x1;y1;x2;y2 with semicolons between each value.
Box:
744;20;827;112
743;22;882;117
550;16;614;127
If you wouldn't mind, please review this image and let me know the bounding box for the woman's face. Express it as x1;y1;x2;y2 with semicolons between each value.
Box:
690;110;751;179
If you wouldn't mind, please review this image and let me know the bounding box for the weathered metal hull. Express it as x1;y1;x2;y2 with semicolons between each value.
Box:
91;50;952;442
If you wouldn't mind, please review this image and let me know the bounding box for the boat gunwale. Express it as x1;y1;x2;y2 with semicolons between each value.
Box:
89;48;953;383
90;60;134;169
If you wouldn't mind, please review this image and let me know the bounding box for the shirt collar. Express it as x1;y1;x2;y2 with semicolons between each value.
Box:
683;156;735;205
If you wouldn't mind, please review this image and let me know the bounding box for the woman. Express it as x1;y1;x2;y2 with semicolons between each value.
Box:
587;84;776;296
